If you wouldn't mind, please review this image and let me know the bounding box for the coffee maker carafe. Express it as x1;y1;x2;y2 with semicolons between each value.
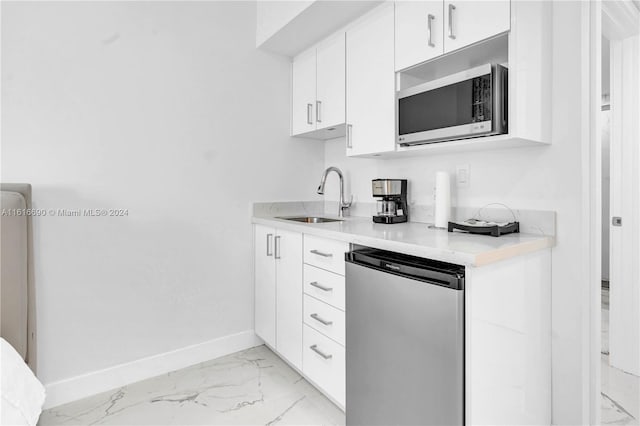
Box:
372;179;408;224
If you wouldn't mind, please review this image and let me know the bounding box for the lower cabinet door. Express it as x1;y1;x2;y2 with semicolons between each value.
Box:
303;324;346;407
254;224;276;347
276;229;303;370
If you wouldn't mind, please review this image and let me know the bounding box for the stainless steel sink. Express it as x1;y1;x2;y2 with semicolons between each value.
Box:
277;216;343;223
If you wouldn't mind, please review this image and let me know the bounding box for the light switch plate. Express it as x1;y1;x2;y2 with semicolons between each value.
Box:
456;165;470;188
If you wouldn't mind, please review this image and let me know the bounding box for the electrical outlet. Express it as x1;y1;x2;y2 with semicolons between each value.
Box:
456;165;470;188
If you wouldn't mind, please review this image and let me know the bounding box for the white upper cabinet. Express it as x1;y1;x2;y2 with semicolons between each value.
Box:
291;33;346;139
291;49;317;136
395;0;552;155
443;0;510;53
395;1;444;71
316;34;346;130
346;3;396;157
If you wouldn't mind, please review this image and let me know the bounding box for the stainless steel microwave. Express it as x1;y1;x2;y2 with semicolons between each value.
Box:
397;63;508;146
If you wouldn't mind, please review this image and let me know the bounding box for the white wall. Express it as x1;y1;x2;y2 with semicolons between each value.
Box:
1;1;324;385
255;0;313;47
323;2;590;423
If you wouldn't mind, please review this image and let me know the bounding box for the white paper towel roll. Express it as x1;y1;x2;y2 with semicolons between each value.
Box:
434;171;451;228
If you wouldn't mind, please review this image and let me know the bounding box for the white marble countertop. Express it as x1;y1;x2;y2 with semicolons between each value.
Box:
252;214;554;267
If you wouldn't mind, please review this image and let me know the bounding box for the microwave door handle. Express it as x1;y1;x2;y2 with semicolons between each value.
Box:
501;68;508;130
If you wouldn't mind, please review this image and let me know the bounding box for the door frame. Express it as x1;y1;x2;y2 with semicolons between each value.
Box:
583;1;602;423
606;1;640;378
585;0;640;424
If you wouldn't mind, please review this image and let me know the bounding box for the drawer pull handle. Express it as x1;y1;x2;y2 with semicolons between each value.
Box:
310;344;333;360
310;313;333;326
310;249;333;258
309;281;333;292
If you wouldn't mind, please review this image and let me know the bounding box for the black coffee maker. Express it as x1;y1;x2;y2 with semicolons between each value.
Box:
372;179;408;224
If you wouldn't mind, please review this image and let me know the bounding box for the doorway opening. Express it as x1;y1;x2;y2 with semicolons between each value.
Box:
600;3;640;424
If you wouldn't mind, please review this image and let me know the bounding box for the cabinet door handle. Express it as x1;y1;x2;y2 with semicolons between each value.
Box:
309;281;333;292
448;4;456;39
307;103;313;125
346;124;353;149
310;344;333;359
310;313;333;326
266;233;273;256
310;249;333;258
427;14;435;47
274;235;281;259
316;100;322;123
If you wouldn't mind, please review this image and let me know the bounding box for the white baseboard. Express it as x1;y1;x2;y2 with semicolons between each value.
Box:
43;330;263;409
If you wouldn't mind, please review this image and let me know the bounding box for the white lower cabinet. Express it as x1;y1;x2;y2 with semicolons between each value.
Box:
255;228;347;409
302;234;348;408
253;225;303;370
303;324;346;407
256;223;551;421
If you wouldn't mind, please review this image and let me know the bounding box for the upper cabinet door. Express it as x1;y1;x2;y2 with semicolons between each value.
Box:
395;1;444;71
316;33;346;130
346;3;396;157
443;0;510;53
291;48;317;136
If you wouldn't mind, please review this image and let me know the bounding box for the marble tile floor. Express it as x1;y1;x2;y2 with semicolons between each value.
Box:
38;345;345;426
38;299;639;426
601;287;639;425
602;354;639;425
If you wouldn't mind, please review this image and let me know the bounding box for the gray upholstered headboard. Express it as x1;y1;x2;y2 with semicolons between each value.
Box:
0;183;36;373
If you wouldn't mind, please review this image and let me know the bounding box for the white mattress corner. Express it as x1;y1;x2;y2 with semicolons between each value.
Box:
1;338;45;426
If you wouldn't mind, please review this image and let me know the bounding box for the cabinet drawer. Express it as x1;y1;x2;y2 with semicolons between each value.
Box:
303;264;345;311
303;235;349;275
304;295;345;345
303;324;345;407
